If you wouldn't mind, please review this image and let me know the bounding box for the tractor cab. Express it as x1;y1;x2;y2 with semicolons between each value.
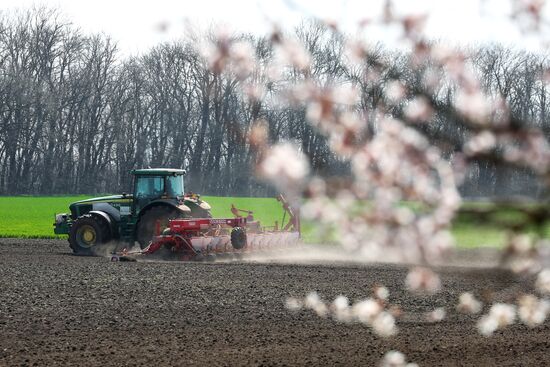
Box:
131;168;186;212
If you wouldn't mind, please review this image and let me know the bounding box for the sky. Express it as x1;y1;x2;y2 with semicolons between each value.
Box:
1;0;548;55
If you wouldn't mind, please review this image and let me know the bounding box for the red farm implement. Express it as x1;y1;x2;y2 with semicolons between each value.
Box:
113;195;300;261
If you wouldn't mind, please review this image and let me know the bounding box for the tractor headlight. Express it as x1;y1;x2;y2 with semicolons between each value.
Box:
199;201;211;210
55;213;68;224
177;204;192;214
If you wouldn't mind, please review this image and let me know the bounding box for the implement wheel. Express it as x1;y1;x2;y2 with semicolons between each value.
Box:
230;227;247;250
69;214;111;256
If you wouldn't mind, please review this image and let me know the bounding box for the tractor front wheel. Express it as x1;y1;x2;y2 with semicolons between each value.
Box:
69;214;111;256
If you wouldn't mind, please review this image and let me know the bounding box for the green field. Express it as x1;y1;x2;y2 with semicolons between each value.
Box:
0;196;289;239
0;196;548;247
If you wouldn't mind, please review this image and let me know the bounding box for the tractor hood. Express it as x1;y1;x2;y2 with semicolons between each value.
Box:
71;195;133;206
68;194;134;220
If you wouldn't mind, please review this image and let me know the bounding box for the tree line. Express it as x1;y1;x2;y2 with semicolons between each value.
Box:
0;8;548;197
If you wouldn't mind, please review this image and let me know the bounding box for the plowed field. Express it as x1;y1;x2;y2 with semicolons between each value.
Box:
0;239;548;366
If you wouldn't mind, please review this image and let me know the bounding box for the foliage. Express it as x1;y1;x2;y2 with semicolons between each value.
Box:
0;8;550;199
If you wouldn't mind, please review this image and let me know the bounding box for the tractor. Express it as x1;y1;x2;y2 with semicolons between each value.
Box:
54;168;212;255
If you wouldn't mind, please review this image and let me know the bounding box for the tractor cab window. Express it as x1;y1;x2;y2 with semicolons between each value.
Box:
135;176;164;199
165;175;184;198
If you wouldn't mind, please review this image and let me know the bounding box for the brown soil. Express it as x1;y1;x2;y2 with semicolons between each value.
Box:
0;238;548;366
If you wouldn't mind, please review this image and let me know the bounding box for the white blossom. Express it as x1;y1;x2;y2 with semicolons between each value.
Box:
465;131;497;155
375;286;390;301
457;292;482;314
455;91;492;124
404;97;432;122
332;295;349;311
285;297;303;311
332;295;352;322
427;307;446;322
385;81;406;104
258;143;310;194
477;303;516;336
405;267;441;294
372;311;398;337
536;268;550;294
490;303;517;325
303;292;329;318
477;314;499;336
275;39;311;71
304;291;321;309
380;350;406;367
229;41;256;79
380;350;417;367
352;298;383;324
517;294;549;327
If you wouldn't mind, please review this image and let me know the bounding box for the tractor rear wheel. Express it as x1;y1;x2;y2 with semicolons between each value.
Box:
136;206;185;249
69;214;111;256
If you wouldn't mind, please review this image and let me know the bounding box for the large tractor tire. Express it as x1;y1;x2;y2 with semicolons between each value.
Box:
136;206;185;249
69;214;112;256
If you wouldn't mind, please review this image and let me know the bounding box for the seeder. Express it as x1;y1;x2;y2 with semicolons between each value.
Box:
114;195;300;261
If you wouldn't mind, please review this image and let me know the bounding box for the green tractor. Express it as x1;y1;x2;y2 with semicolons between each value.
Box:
54;168;212;255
